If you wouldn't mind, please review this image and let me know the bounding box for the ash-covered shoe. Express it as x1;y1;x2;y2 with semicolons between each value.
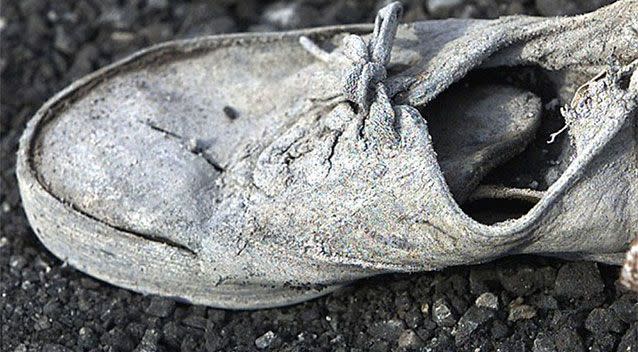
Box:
17;1;638;308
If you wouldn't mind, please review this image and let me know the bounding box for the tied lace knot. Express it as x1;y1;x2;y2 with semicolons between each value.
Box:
300;2;403;114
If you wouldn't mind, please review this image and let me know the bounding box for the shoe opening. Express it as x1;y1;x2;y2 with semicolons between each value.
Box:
420;65;575;225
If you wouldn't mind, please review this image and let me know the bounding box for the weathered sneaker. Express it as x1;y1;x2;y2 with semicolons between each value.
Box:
17;1;638;308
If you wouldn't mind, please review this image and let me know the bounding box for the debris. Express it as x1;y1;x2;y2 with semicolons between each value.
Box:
255;331;276;349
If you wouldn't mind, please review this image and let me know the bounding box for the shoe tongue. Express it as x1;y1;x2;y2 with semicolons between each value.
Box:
423;83;541;203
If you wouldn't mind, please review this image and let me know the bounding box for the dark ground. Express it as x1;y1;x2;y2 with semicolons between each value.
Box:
2;0;637;351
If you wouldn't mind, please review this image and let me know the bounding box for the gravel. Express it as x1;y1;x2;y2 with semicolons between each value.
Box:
255;331;276;350
554;262;606;299
2;0;637;351
475;292;499;310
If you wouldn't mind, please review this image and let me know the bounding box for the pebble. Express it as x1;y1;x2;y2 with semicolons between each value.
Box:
554;328;585;352
398;329;423;349
455;306;495;344
402;307;424;328
426;0;464;17
33;315;51;331
585;308;625;334
432;298;457;327
610;298;638;324
262;2;317;29
475;292;499;310
368;319;405;341
161;321;183;348
533;329;584;352
508;298;537;321
498;264;539;296
132;329;160;352
554;262;604;299
469;267;499;294
40;344;73;352
618;323;638;352
255;330;276;349
533;333;556;352
535;0;612;16
491;320;510;339
420;303;430;316
78;327;98;349
146;0;169;11
101;327;135;352
589;332;617;352
145;296;176;317
182;315;208;330
530;294;558;310
9;255;27;270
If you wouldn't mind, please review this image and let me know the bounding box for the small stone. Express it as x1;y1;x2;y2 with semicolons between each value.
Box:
78;327;98;349
68;44;98;79
585;308;625;334
182;315;208;330
103;327;136;351
534;328;584;352
145;296;175;317
554;328;585;352
491;320;510;339
432;298;457;327
53;26;77;54
529;294;558;310
533;333;556;352
34;315;51;331
41;344;73;352
475;292;499;310
498;264;538;296
205;319;229;352
403;307;423;329
162;321;183;348
255;331;276;349
33;256;51;273
261;2;318;29
610;298;638;324
126;322;147;341
589;333;616;352
207;309;227;323
554;262;604;299
80;277;100;289
420;303;430;316
508;298;537;322
133;329;160;352
9;255;27;270
469;267;499;294
455;306;495;344
398;329;423;349
535;0;612;16
369;319;405;341
426;0;464;17
618;323;638;352
146;0;169;11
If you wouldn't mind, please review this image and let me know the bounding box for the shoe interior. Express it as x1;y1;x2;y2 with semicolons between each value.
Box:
421;66;574;225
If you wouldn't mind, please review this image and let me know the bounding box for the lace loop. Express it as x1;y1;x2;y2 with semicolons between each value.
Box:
300;2;403;114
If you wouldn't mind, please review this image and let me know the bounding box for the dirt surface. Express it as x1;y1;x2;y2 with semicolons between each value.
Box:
2;1;637;351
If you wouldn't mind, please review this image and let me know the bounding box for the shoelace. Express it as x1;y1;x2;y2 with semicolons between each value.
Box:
300;2;403;115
